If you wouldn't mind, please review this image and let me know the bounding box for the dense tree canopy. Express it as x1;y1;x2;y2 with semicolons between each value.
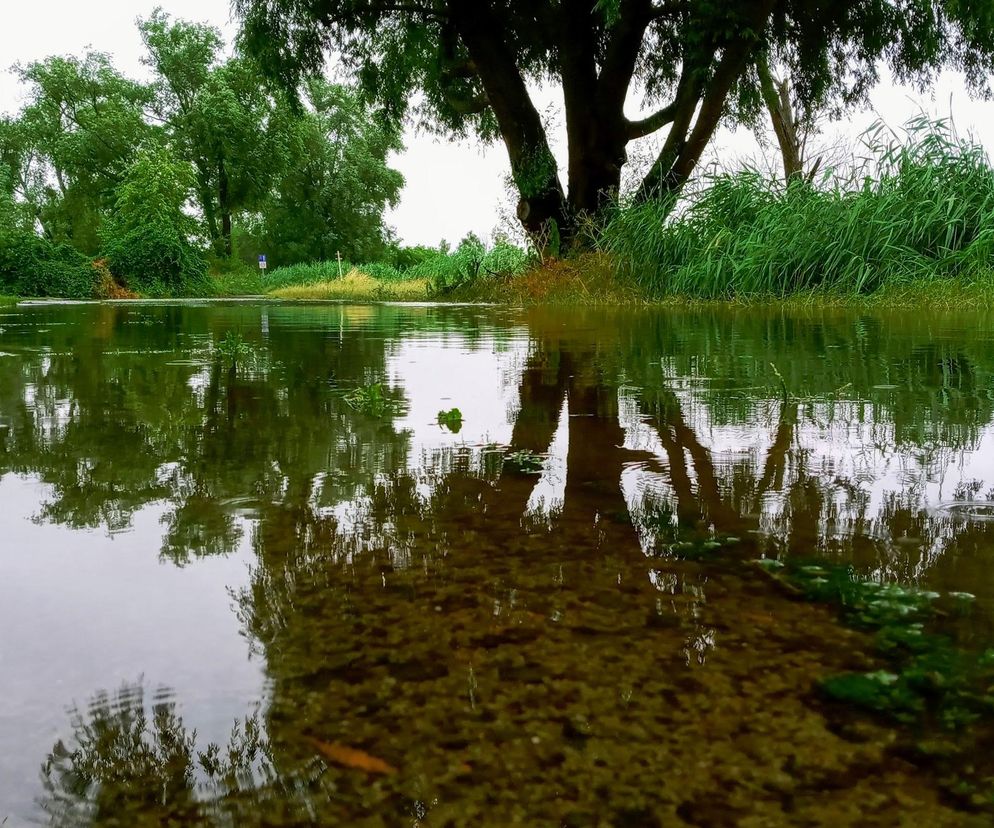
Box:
0;13;404;295
11;54;155;252
236;0;994;244
253;79;404;265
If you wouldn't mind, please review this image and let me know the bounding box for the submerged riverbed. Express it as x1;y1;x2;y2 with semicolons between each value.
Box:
2;300;994;825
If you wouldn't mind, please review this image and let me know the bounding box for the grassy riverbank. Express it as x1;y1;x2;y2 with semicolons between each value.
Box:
7;121;994;309
214;121;994;308
269;270;429;300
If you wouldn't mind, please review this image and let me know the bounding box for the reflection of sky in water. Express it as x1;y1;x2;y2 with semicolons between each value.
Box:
618;383;994;589
0;476;262;821
388;332;526;458
6;302;994;821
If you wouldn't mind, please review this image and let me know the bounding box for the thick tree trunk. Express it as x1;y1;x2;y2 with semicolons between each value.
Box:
450;0;775;245
555;0;660;238
451;0;568;251
195;161;220;252
558;0;630;224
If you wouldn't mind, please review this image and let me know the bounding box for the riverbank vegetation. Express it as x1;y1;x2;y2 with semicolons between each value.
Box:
0;12;402;300
601;119;994;301
3;0;994;306
6;109;994;307
236;119;994;307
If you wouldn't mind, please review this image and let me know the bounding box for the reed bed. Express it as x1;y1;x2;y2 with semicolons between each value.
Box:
603;119;994;299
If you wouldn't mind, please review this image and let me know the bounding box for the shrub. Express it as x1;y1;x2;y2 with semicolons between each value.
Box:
101;149;207;294
0;229;95;298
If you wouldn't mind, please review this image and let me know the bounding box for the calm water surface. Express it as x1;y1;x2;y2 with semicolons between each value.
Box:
2;301;994;825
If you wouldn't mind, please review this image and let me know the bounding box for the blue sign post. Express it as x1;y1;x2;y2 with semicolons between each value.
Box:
258;254;267;270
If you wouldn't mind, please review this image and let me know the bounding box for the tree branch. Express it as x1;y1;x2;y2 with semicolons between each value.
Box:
638;0;777;201
597;0;653;114
625;100;678;139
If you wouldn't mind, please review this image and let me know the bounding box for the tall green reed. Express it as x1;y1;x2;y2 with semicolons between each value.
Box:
602;117;994;298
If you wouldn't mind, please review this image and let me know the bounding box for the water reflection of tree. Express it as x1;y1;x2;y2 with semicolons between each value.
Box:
8;303;994;568
0;303;419;560
38;683;276;826
19;303;994;819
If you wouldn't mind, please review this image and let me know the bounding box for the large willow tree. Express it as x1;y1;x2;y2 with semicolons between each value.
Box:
235;0;994;245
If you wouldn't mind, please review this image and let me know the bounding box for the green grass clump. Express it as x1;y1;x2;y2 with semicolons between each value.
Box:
262;260;355;290
203;259;268;296
603;118;994;299
260;236;530;299
342;382;398;418
269;270;429;301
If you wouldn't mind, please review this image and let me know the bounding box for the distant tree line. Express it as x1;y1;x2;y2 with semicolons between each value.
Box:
0;10;404;296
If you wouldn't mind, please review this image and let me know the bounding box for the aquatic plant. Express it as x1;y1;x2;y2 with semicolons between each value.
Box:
436;408;463;433
215;331;251;367
343;382;396;418
760;558;994;733
504;449;545;474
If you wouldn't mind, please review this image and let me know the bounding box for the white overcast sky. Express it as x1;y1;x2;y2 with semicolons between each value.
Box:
3;0;994;247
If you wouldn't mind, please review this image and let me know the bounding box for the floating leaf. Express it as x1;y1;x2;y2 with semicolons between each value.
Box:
310;739;397;775
437;407;464;433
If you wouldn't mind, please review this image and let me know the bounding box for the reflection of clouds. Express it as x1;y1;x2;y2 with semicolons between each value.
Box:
619;381;994;588
525;395;569;524
0;478;263;823
386;331;528;463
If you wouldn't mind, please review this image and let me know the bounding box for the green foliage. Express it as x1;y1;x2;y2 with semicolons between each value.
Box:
140;11;288;258
215;331;251;367
404;234;530;295
386;243;441;270
354;262;404;282
101;149;207;293
251;80;404;267
764;557;994;731
0;231;94;298
343;382;397;418
504;449;545;475
603;119;994;298
140;13;403;264
436;408;463;433
236;0;994;239
261;260;353;290
12;52;156;253
0;13;404;298
260;235;529;295
204;258;267;296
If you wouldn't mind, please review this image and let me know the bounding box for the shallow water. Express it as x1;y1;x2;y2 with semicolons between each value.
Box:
2;301;994;825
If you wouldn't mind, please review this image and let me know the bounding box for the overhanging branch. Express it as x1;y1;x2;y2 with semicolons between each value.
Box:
625;100;678;139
